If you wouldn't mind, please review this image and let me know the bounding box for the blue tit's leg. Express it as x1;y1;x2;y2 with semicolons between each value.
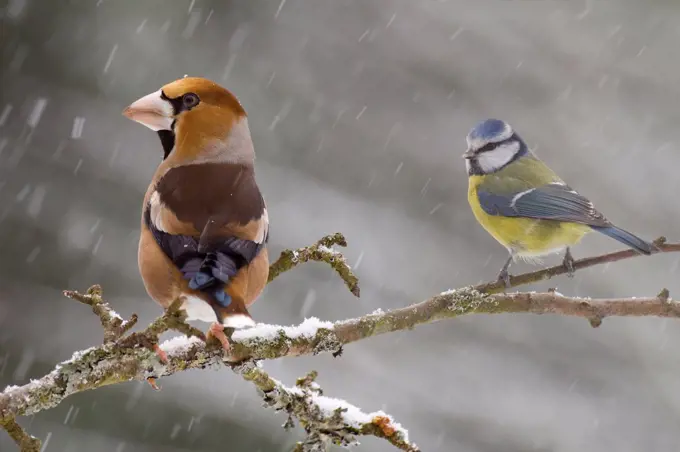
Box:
562;247;575;278
497;254;513;288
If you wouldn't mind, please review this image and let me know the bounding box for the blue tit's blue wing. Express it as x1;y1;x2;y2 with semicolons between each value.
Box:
477;183;610;226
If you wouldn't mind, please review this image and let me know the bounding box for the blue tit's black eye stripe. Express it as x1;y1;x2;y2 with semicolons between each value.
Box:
476;133;519;154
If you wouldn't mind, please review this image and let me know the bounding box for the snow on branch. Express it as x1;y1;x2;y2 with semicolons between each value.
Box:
2;233;680;451
238;366;417;451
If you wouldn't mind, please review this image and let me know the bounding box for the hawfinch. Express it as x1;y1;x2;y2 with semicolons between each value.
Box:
123;77;269;351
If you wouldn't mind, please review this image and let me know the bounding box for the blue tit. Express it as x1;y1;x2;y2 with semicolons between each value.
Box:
463;118;654;286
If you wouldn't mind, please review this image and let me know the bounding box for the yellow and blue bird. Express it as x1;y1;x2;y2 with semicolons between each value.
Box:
464;118;654;286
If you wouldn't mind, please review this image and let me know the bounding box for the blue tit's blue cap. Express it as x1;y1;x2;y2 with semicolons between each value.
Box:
468;119;511;141
467;118;514;150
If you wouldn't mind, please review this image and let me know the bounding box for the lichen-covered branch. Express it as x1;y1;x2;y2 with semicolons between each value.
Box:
268;233;360;297
476;236;680;294
227;287;680;361
64;285;139;343
237;366;417;451
3;288;677;423
3;235;680;451
0;418;40;452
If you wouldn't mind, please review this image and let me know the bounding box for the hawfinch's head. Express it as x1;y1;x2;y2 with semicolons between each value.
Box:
123;77;252;162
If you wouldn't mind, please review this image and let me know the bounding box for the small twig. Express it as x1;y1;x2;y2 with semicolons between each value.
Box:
0;417;41;452
268;233;360;297
237;366;418;451
115;298;205;358
475;237;680;294
63;284;138;343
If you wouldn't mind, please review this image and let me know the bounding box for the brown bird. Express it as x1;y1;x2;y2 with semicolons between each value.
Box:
123;77;269;353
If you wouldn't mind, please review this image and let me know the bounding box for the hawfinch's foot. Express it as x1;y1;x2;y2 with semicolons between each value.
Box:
208;322;231;352
153;344;169;364
146;377;161;391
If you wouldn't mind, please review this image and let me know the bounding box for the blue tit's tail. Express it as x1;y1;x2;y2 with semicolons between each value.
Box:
590;225;654;255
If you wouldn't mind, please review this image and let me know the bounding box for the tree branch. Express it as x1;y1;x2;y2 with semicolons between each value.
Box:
3;236;680;451
64;285;139;343
476;236;677;294
238;366;417;451
268;233;360;297
0;418;40;452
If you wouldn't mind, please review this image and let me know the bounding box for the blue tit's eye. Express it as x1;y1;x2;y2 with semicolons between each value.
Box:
182;93;200;110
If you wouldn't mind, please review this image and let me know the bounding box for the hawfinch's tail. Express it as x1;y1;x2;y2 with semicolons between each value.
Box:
214;297;255;329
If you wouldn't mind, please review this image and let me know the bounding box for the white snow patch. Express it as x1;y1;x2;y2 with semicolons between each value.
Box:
313;394;372;426
159;335;204;354
310;394;410;441
108;309;123;321
317;244;341;256
232;317;334;342
54;347;96;371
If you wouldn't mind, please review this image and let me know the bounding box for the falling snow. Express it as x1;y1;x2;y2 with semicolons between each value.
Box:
71;117;86;139
27;98;48;128
0;104;13;126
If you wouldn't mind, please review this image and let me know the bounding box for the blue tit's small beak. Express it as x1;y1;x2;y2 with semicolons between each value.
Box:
462;148;475;159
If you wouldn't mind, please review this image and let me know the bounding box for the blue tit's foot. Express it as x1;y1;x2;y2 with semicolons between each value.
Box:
562;247;575;278
497;255;513;289
208;322;231;352
189;271;216;290
497;268;511;289
212;289;232;308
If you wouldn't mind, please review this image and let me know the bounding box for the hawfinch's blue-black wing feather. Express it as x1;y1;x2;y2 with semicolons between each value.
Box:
476;183;609;226
143;209;264;307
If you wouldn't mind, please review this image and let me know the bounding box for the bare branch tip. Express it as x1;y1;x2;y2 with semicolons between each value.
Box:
653;236;667;247
86;284;103;297
0;417;41;452
588;317;603;328
317;232;348;248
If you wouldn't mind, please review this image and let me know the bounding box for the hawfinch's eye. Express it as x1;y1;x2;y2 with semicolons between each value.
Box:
182;93;200;110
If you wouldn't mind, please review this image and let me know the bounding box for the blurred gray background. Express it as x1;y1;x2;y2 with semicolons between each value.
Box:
2;0;680;451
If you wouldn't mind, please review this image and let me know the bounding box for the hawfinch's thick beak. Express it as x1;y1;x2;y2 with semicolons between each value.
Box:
122;90;174;131
462;148;476;159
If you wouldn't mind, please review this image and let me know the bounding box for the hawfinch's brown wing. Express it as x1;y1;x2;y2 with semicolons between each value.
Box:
143;162;268;320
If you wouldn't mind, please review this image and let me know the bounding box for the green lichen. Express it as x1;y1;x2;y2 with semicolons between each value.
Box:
444;287;498;315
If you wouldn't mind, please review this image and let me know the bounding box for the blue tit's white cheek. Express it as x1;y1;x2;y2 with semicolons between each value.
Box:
476;141;521;173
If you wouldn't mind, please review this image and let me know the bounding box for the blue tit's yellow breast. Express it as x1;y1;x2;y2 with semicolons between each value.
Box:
467;174;590;256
